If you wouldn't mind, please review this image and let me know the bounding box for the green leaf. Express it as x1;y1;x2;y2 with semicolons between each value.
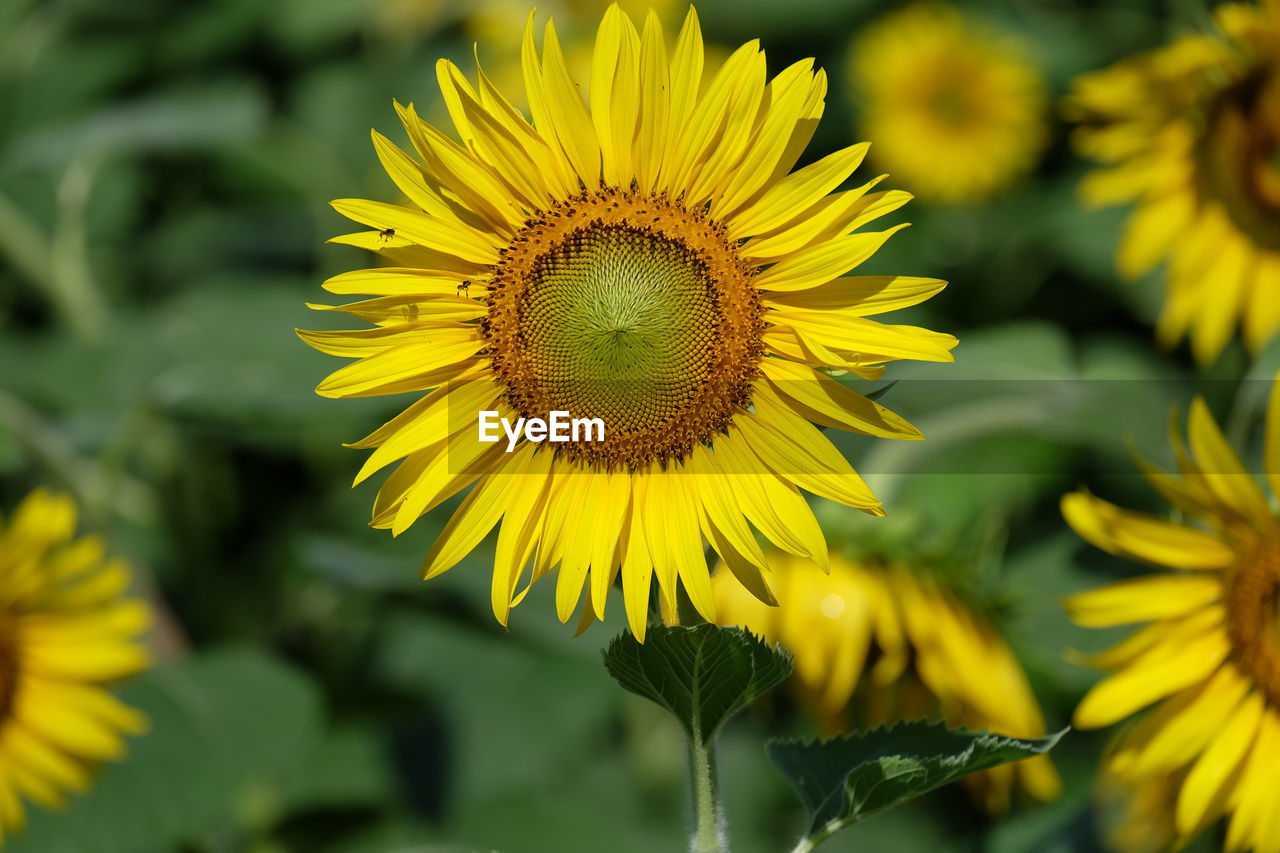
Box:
6;647;322;853
767;720;1065;844
602;625;792;742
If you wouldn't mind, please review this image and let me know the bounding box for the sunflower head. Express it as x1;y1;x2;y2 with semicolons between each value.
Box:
303;3;955;638
1065;1;1280;363
848;1;1047;203
0;489;150;843
711;552;1061;812
1062;377;1280;849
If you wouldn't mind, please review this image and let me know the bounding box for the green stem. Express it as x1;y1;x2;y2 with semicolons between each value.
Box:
687;730;726;853
788;821;844;853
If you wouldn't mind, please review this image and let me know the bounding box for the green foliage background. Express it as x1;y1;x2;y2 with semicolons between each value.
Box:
0;0;1270;850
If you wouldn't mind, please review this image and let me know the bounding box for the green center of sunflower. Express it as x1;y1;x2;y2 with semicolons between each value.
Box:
1197;64;1280;252
483;189;765;469
1226;539;1280;706
930;85;974;127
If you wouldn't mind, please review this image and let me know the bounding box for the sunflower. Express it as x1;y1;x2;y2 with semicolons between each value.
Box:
0;489;150;843
301;4;955;639
711;552;1061;812
847;2;1047;203
1062;380;1280;851
1065;1;1280;364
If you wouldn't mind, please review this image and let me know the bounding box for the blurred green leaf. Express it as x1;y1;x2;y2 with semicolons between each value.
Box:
767;722;1065;848
7;647;323;853
4;84;268;171
603;625;793;743
276;726;397;813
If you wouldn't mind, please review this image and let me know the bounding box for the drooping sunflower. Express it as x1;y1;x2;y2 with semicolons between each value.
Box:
711;552;1061;812
0;489;150;843
847;2;1047;203
302;4;955;640
1065;1;1280;364
1062;379;1280;851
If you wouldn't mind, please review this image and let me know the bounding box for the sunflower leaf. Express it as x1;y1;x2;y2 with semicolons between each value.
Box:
767;721;1065;843
602;624;792;742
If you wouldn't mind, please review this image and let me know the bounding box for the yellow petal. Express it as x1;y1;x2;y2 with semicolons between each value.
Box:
321;268;473;297
663;6;704;173
664;469;717;623
734;402;881;512
727;142;870;238
754;225;910;292
759;358;922;439
538;17;601;186
490;449;555;626
1126;665;1249;777
709;59;819;221
774;311;957;362
315;336;485;398
420;445;536;580
353;379;500;485
764;275;946;316
633;10;670;195
591;5;640;187
621;472;655;641
1187;396;1271;522
1073;628;1228;728
1063;574;1223;627
1223;702;1280;852
588;470;631;620
1060;491;1237;570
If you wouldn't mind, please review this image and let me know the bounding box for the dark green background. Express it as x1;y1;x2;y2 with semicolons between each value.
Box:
0;0;1269;850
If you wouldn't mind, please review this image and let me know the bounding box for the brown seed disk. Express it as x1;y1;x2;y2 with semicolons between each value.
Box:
481;188;766;470
1226;538;1280;706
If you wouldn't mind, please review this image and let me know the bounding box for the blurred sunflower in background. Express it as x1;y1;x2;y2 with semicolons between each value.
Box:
302;4;955;639
0;490;150;844
847;2;1047;204
711;552;1061;812
1063;378;1280;852
1065;0;1280;365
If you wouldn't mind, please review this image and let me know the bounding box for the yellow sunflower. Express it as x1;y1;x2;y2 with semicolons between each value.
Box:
1062;378;1280;851
1065;1;1280;364
848;2;1047;203
0;489;150;843
711;552;1061;812
301;4;955;639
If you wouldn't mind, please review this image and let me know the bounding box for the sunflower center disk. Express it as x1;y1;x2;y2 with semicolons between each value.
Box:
524;226;717;430
483;190;765;469
1226;540;1280;706
0;616;17;720
1199;65;1280;251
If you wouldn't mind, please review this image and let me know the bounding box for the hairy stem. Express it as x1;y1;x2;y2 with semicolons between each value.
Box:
687;730;727;853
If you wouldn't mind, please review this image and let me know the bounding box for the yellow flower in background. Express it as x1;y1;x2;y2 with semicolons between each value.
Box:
848;2;1047;203
0;490;150;844
302;4;955;640
1065;1;1280;364
711;553;1061;812
1062;378;1280;851
1094;767;1181;853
